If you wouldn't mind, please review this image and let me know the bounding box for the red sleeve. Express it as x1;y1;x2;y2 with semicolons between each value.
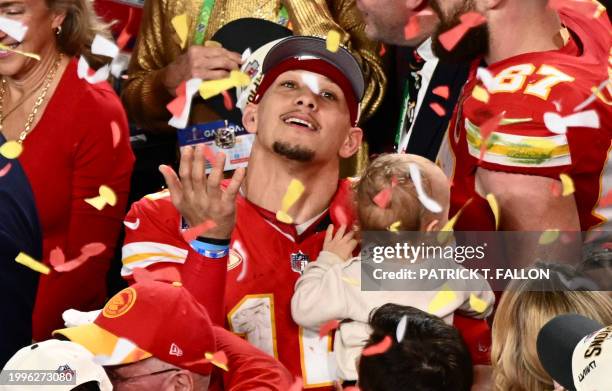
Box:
208;327;293;391
453;314;491;366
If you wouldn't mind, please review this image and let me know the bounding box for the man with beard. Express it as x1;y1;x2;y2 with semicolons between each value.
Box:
355;0;470;161
429;0;611;241
119;36;363;389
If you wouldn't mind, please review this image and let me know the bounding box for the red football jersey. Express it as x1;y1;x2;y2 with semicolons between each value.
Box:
438;6;612;232
122;181;357;389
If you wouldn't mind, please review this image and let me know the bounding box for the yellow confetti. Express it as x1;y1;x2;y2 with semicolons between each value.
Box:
85;185;117;210
15;252;50;274
437;198;472;244
199;71;250;100
204;352;229;371
469;294;488;314
388;221;401;232
539;229;560;245
0;43;40;60
326;30;341;53
341;276;359;286
560;174;575;197
171;14;189;49
230;70;250;87
0;140;23;159
486;193;500;230
428;285;456;314
275;179;305;223
472;85;490;103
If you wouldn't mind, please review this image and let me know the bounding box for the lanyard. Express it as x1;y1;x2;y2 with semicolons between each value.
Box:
394;79;411;150
193;0;290;45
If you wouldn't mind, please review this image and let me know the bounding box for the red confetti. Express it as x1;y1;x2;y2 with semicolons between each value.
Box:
379;43;386;57
0;162;11;177
404;15;421;40
221;90;234;111
54;254;91;273
116;8;136;49
205;350;228;369
331;205;349;226
49;247;65;267
319;319;340;338
429;102;446;117
550;181;562;197
438;12;486;51
182;220;218;243
391;176;399;188
373;187;392;209
459;11;487;27
432;85;450;99
362;335;393;356
80;243;106;257
110;121;121;148
166;81;187;117
600;190;612;208
288;377;303;391
132;267;156;283
478;111;505;161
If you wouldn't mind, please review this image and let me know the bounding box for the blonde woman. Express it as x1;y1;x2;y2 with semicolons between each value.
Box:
0;0;134;340
491;265;612;391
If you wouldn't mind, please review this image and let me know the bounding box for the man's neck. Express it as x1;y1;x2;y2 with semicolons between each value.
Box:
486;5;563;64
242;144;340;224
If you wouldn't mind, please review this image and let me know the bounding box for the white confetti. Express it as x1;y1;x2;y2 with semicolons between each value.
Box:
91;34;119;59
543;110;600;135
301;73;320;95
476;67;495;91
62;309;101;328
169;77;204;129
77;56;110;84
573;79;609;112
0;16;27;42
408;163;443;213
241;47;252;63
396;315;407;343
93;337;137;366
110;53;130;78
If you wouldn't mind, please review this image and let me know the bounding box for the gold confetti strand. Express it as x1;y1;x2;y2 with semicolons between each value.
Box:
471;85;490;103
171;14;189;49
15;252;50;274
326;30;341;52
485;193;500;230
469;293;488;314
559;174;575;196
0;43;40;60
0;140;23;159
437;198;473;244
539;229;560;245
428;285;457;314
276;179;305;224
388;221;401;232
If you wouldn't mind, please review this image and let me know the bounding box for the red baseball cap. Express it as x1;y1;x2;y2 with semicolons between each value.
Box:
53;281;215;375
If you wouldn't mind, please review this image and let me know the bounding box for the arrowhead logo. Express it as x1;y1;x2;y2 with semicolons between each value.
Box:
169;343;183;357
123;218;140;230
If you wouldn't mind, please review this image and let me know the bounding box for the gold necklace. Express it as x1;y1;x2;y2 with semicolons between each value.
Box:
0;53;63;144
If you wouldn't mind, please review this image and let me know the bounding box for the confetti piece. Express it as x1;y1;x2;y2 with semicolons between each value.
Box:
276;179;305;223
574;79;609;112
319;319;340;338
472;85;490;103
288;377;303;391
15;252;50;274
539;229;560;245
241;47;252;63
54;254;91;273
432;86;450;99
205;351;229;371
85;185;117;210
301;73;321;94
326;30;341;52
81;243;107;257
171;14;189;49
396;315;407;342
362;335;392;356
543;110;600;134
198;71;250;100
0;140;23;159
388;221;401;232
429;102;446;117
182;220;218;242
408;163;443;213
438;198;473;244
379;43;386;57
91;34;119;59
62;309;102;328
476;67;495;91
116;8;135;49
559;174;575;196
77;56;110;84
93;338;137;366
550;181;562;197
373;187;392;209
438;12;486;51
49;247;65;267
0;43;39;60
469;294;488;313
0;162;11;177
110;54;130;78
124;218;140;230
428;286;457;313
110;121;121;148
485;193;500;230
331;205;350;227
341;276;359;286
404;14;421;40
478;111;506;161
391;176;399;188
169;78;202;129
600;190;612;208
221;90;234;111
0;16;27;42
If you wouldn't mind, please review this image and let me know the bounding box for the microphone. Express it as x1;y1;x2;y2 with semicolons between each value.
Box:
536;314;612;391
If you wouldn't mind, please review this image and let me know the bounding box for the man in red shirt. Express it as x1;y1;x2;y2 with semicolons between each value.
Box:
429;0;611;242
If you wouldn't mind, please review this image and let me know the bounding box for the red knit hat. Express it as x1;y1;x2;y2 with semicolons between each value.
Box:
54;280;215;375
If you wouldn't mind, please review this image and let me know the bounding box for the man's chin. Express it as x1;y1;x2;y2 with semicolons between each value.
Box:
272;141;316;163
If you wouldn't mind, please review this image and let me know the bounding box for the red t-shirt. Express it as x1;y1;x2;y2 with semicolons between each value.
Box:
20;58;135;339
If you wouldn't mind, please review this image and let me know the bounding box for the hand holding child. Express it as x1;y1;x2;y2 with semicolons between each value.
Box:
323;224;358;261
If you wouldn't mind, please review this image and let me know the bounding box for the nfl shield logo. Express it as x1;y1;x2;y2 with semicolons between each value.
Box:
290;251;310;274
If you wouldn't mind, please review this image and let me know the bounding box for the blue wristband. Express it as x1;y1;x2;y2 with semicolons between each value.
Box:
190;240;229;259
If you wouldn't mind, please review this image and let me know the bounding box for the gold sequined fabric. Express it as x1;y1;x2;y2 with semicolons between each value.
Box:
121;0;386;133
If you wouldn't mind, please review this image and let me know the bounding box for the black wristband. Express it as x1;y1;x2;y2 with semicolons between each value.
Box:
195;236;231;246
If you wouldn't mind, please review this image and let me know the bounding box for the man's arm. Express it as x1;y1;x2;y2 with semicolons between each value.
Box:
284;0;387;120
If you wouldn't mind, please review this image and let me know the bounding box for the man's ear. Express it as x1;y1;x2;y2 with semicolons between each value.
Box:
339;127;363;159
242;102;258;134
164;370;193;391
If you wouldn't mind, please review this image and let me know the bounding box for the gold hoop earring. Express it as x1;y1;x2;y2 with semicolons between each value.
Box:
55;26;62;36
